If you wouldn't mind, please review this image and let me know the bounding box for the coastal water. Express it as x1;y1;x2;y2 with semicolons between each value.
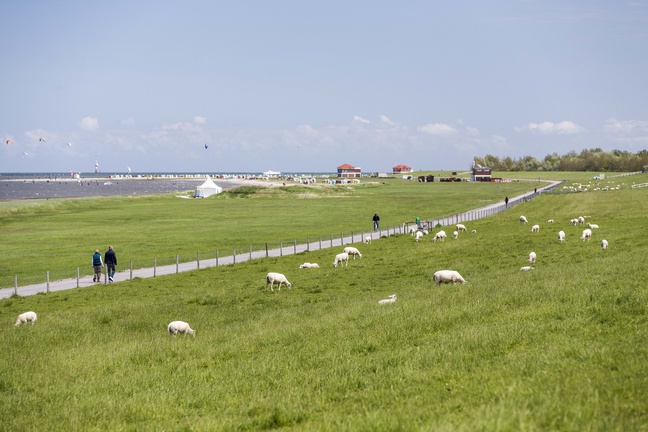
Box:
0;172;333;201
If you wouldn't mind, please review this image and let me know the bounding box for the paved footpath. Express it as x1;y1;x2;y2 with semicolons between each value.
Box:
0;181;561;299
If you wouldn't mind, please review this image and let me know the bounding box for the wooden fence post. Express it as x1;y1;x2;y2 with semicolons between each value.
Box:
280;241;283;256
293;239;296;254
76;267;80;288
14;275;17;296
130;260;133;280
196;252;200;269
154;258;157;277
176;255;179;273
46;271;50;293
233;248;236;264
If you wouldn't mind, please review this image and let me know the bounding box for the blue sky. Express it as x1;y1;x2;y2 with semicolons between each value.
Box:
1;1;647;174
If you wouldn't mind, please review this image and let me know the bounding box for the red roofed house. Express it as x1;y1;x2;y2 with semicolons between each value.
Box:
337;163;362;178
392;164;412;174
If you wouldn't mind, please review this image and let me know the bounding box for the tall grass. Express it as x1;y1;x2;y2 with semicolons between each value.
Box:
1;181;646;430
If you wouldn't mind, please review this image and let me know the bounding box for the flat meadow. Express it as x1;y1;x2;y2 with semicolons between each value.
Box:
1;172;647;430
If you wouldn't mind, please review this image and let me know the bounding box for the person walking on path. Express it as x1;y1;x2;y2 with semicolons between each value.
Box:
373;213;380;231
105;245;117;282
92;249;103;282
505;196;509;208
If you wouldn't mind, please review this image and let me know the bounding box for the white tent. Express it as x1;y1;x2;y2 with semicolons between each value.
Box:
194;176;222;198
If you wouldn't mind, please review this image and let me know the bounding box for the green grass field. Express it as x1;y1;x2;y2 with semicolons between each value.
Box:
1;173;647;430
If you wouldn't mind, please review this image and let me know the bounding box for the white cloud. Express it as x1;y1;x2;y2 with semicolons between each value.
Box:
603;118;648;133
353;115;371;125
380;115;395;126
79;116;99;131
417;123;457;135
194;116;207;124
515;120;584;134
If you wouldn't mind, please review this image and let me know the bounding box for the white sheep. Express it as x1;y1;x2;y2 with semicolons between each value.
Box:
581;228;592;241
15;311;37;326
531;224;540;233
547;219;555;223
520;266;535;271
433;270;466;286
415;231;424;242
363;236;372;244
578;216;585;225
601;239;609;249
558;230;565;242
519;215;528;224
471;229;477;234
587;223;599;229
333;252;349;267
453;230;459;239
167;321;196;336
343;246;362;259
570;218;578;226
529;251;536;264
265;272;292;291
456;223;467;232
432;230;447;242
299;262;319;269
378;294;397;305
408;226;418;235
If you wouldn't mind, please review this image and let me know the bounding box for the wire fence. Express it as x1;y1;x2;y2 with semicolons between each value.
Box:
1;181;564;296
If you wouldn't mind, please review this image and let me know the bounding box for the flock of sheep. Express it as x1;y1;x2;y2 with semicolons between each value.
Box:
518;214;608;271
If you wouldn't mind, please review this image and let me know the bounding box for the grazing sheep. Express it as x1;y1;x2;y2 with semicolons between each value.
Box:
333;252;349;267
363;236;372;244
265;272;292;291
456;223;467;232
15;311;37;326
587;223;599;229
432;230;447;242
601;239;609;249
167;321;196;336
299;262;319;269
343;246;362;259
531;224;540;233
453;231;459;239
570;218;578;226
408;226;418;235
520;266;535;271
471;229;477;234
378;294;397;305
578;216;585;225
529;251;537;264
581;228;592;241
433;270;466;286
415;231;424;242
547;219;555;223
519;215;528;224
558;230;566;242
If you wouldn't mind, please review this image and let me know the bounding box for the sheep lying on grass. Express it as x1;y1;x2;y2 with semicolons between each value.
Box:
333;252;349;267
299;262;319;269
343;246;362;259
266;272;292;291
378;294;397;305
167;321;196;336
587;223;599;229
433;270;466;286
520;266;535;271
15;311;37;326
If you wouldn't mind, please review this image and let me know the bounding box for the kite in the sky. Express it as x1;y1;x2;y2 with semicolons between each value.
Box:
127;166;131;174
39;138;46;142
5;139;13;145
67;142;72;147
204;144;208;149
22;152;28;157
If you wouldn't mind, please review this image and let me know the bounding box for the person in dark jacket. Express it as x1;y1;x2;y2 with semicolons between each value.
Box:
105;245;117;282
372;213;380;231
92;249;103;282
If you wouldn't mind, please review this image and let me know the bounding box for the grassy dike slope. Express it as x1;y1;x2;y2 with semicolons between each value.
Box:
1;180;647;430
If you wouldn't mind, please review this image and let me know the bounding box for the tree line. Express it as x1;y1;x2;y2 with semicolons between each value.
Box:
473;148;648;172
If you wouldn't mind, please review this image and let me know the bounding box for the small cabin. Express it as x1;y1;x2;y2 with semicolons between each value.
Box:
471;166;492;182
392;164;412;174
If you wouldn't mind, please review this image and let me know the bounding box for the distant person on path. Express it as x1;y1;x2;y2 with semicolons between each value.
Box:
92;249;103;282
105;245;117;282
373;213;380;231
505;196;509;207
